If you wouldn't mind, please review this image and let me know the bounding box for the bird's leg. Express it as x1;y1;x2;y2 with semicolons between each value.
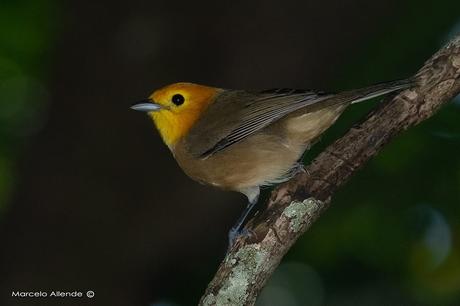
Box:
227;187;260;251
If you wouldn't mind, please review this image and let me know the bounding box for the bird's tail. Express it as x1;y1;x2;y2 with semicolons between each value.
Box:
343;79;414;104
312;78;414;110
346;78;414;105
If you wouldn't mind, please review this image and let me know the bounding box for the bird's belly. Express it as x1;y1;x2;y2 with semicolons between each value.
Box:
174;105;346;193
174;133;304;192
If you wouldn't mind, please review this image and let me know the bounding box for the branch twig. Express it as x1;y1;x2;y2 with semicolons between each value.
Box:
199;35;460;306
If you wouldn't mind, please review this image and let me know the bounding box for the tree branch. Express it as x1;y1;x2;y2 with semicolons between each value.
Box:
199;34;460;306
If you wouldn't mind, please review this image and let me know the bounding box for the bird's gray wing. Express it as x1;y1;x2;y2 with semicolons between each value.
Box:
185;79;412;158
184;88;333;158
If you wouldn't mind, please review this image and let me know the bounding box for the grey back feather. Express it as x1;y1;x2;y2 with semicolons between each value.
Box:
184;79;413;158
185;89;332;158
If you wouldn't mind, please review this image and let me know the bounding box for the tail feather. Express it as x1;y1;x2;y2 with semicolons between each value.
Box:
348;78;414;104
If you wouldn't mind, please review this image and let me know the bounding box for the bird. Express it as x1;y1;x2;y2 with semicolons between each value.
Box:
131;79;412;249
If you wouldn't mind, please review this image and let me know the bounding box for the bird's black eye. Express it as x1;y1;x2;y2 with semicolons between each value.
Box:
171;94;185;106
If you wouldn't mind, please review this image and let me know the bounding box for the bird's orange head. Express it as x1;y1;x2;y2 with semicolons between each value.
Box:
132;82;220;148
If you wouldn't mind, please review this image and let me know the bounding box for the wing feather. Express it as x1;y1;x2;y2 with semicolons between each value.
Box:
184;79;413;158
185;89;332;158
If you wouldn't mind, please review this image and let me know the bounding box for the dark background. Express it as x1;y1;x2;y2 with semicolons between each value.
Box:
0;0;459;305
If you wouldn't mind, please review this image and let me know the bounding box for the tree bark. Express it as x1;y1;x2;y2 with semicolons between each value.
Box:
199;34;460;306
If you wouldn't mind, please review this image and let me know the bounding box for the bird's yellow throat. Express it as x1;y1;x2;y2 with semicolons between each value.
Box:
148;83;219;148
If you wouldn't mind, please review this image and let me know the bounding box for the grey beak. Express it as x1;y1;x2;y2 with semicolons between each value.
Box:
130;99;162;112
